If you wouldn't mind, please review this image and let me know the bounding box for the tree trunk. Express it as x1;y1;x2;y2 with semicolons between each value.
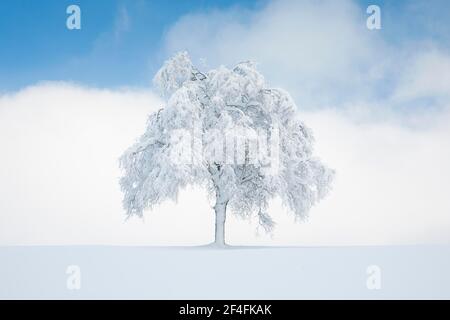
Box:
214;198;228;247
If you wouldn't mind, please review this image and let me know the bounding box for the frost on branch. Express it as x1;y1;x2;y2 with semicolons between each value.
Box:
153;51;204;99
120;52;334;241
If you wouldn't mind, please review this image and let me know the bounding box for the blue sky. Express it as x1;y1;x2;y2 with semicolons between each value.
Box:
0;0;449;91
0;0;263;90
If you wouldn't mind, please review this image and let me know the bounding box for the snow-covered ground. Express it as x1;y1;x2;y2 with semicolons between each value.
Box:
1;245;449;299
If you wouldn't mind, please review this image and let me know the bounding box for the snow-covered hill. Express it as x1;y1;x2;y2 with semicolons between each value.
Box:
1;245;449;299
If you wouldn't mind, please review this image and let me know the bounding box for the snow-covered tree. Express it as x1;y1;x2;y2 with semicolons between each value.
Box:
119;52;334;247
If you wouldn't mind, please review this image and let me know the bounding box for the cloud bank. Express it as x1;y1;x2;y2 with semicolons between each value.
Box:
1;0;450;245
0;83;215;245
1;81;449;246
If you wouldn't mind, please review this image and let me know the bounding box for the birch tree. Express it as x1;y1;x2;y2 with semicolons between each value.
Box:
119;52;334;247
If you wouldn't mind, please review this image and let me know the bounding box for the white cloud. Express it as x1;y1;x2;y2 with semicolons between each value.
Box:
229;108;450;245
163;0;450;111
1;82;450;246
0;83;214;245
164;0;386;107
392;49;450;103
